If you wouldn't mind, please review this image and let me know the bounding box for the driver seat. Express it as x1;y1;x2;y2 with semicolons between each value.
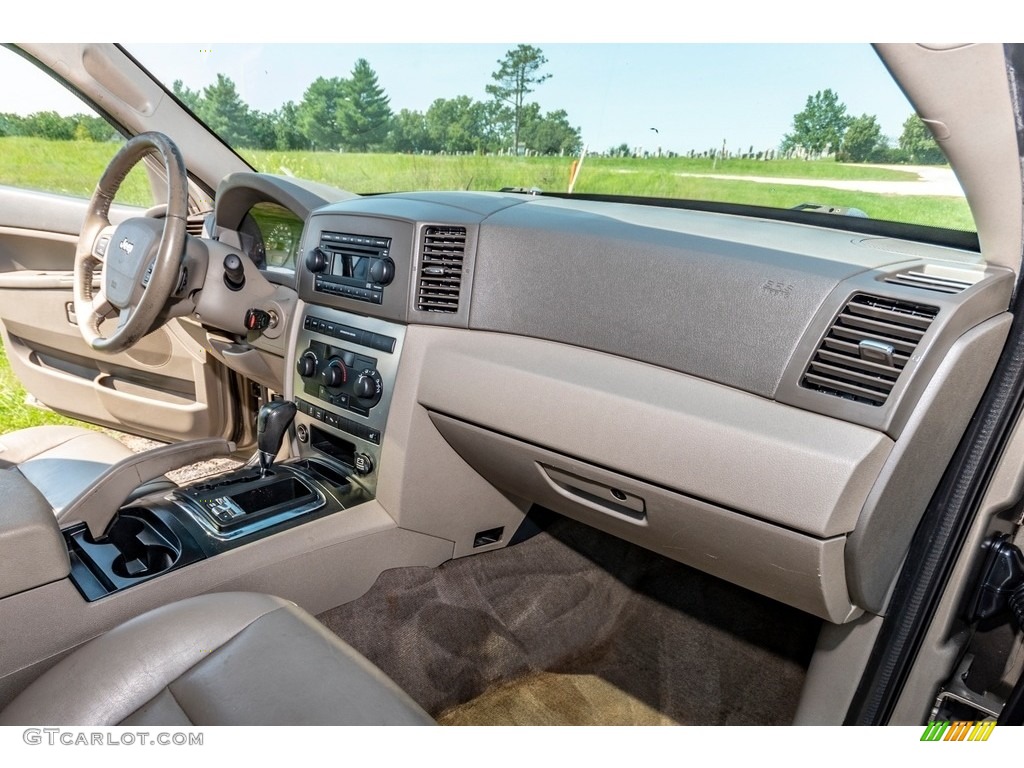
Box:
0;425;174;521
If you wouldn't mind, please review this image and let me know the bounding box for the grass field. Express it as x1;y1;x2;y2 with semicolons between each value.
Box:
0;137;974;231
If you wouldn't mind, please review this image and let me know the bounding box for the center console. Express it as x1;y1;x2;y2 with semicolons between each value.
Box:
64;457;370;601
63;210;413;603
291;308;405;497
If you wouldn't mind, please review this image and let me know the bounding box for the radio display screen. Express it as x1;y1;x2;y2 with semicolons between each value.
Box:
331;254;370;281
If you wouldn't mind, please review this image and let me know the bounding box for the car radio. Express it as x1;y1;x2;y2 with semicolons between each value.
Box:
305;231;396;305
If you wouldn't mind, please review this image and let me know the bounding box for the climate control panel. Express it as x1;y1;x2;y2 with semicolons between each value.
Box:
295;340;383;417
290;307;406;497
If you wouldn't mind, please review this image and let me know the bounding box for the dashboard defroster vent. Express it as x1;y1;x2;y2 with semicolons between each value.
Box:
416;226;466;313
801;294;938;406
883;269;974;294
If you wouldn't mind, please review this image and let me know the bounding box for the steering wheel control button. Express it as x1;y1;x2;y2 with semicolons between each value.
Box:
353;453;374;476
223;254;246;291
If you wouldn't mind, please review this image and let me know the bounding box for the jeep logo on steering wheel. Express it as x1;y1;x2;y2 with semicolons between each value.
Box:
118;238;134;255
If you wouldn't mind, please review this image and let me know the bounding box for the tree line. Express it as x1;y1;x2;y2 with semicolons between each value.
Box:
0;51;948;166
173;45;582;156
0;46;581;157
0;111;116;142
781;88;946;164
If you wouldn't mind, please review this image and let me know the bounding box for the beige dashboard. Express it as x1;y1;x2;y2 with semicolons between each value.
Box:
267;188;1016;623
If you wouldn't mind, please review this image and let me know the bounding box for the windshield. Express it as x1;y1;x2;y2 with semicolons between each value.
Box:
128;43;975;234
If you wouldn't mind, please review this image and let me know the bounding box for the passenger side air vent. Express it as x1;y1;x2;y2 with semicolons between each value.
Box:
884;269;974;294
801;294;938;406
416;226;466;313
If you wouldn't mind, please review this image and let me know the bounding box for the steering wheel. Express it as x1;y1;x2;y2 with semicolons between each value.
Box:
74;132;188;353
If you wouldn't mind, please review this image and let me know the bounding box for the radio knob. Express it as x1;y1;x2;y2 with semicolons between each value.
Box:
322;358;348;388
369;257;395;286
305;247;328;273
296;350;317;379
354;369;383;405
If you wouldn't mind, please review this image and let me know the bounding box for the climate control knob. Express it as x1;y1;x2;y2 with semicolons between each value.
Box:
295;350;317;379
322;358;348;388
354;368;383;406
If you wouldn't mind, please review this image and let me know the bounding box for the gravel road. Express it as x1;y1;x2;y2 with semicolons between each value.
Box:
672;164;964;197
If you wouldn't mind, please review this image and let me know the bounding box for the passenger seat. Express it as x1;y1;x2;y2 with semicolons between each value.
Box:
0;592;434;726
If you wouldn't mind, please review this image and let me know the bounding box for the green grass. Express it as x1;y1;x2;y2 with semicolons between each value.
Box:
0;339;89;434
0;135;975;231
0;136;154;207
242;150;919;191
243;149;971;231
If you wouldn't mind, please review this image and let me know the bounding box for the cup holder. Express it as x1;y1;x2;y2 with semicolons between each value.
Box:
105;515;181;579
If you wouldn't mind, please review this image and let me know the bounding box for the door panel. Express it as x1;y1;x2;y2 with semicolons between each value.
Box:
0;184;236;444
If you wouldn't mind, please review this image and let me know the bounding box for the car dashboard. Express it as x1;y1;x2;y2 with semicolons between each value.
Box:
207;173;1014;624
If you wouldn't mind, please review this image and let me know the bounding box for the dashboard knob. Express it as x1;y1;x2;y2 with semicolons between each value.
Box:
295;350;317;379
322;358;347;388
305;247;329;273
369;257;396;286
354;369;383;405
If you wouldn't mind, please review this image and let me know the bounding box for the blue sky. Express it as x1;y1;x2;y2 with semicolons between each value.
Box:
6;2;1005;155
6;42;918;155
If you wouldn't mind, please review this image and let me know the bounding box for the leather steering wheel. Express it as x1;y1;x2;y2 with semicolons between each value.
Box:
74;132;188;353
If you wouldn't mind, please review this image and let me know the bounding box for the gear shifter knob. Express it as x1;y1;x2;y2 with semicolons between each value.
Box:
256;400;297;476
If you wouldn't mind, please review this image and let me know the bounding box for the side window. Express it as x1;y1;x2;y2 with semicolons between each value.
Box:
0;47;155;207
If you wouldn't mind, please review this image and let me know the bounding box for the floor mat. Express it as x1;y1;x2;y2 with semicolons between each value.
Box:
437;671;677;726
317;511;819;725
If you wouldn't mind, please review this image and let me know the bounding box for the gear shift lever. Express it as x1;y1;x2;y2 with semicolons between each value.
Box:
256;400;297;476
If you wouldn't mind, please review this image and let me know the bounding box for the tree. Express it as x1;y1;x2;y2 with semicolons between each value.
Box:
197;74;252;147
424;96;487;154
899;114;946;164
272;102;310;151
337;59;392;152
248;110;278;150
782;89;851;159
172;80;203;113
386;109;431;153
521;106;582;155
21;111;74;140
297;76;347;151
839;113;884;163
0;112;25;136
485;44;551;153
70;114;115;142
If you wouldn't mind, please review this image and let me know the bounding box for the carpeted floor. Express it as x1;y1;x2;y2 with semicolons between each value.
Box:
317;510;820;725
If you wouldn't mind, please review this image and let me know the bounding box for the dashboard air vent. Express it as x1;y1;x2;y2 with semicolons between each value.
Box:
884;269;973;294
801;294;938;406
416;226;466;313
186;213;208;237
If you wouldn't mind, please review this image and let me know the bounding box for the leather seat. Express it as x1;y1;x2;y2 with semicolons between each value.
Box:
0;592;434;726
0;426;174;519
